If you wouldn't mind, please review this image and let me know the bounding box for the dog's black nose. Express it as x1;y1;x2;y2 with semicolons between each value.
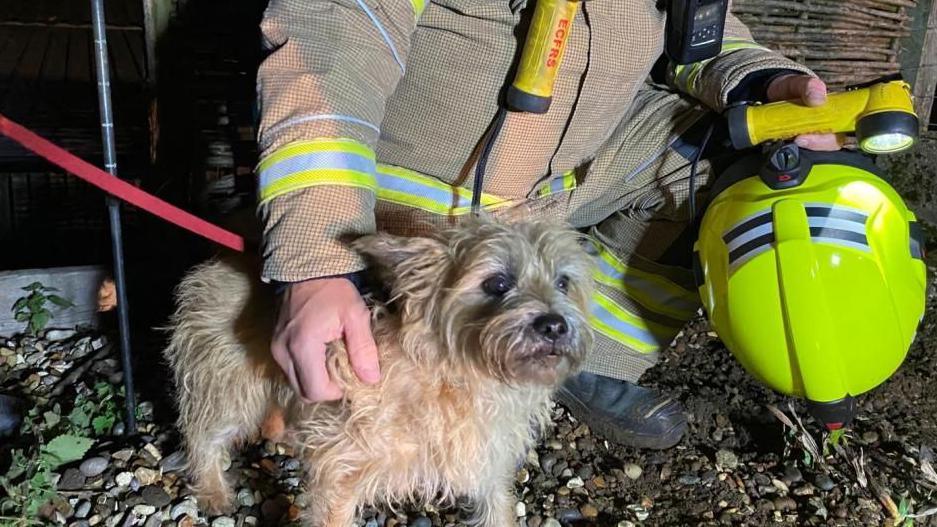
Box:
533;314;569;341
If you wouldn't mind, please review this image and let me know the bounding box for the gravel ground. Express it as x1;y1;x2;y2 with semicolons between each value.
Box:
1;269;936;527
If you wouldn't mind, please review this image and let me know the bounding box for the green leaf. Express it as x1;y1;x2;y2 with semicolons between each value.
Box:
68;407;90;430
14;312;29;322
94;382;113;399
92;415;115;436
22;282;44;292
899;496;910;516
11;297;27;313
30;311;51;333
26;294;45;312
47;295;74;309
39;434;94;469
42;411;60;428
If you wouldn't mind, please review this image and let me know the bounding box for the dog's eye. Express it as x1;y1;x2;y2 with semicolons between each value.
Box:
556;275;570;293
482;274;514;296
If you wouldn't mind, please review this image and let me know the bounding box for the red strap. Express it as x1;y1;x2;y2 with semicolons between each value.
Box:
0;114;245;252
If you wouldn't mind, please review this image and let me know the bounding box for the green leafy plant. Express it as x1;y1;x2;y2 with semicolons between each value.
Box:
10;282;74;335
0;382;124;523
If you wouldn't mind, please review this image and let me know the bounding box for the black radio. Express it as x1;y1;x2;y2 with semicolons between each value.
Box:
665;0;729;65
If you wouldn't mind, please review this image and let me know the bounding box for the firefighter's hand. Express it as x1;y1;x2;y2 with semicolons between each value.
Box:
271;277;381;402
765;74;844;152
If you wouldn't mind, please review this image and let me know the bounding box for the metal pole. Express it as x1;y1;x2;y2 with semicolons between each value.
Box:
91;0;137;434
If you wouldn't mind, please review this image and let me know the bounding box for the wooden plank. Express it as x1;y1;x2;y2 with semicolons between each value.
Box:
0;265;107;337
14;28;51;81
107;28;139;84
0;28;32;80
65;28;91;83
124;30;147;82
912;0;937;125
40;28;69;82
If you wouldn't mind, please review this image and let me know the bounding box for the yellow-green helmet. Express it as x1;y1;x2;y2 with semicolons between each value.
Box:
694;145;927;429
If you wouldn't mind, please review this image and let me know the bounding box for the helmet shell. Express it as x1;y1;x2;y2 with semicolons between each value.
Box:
695;150;926;404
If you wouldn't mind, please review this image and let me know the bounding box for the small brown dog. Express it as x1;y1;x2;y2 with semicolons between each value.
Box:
163;218;595;526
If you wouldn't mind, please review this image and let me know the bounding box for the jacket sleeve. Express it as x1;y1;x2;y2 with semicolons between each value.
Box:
667;6;815;112
255;0;426;283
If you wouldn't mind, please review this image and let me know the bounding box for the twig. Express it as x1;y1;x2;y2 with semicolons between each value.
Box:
49;344;113;397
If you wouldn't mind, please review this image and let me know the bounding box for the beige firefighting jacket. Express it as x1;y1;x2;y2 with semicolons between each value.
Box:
254;0;812;283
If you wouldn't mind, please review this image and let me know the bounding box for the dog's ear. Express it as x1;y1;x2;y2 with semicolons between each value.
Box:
352;233;448;271
351;233;452;306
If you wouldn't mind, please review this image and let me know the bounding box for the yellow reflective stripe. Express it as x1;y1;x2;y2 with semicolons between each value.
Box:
375;164;513;215
377;164;502;207
410;0;426;18
260;169;377;203
672;38;768;94
590;292;680;354
538;171;577;198
257;139;374;174
591;241;698;313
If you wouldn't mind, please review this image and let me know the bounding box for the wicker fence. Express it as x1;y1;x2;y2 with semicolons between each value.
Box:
732;0;916;90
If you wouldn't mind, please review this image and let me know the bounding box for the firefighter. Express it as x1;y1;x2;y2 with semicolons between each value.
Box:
257;0;841;449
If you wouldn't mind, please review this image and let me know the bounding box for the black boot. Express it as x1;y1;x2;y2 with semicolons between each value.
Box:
556;372;687;450
0;394;24;438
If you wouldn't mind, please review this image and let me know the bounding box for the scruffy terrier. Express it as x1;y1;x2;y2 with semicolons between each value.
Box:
163;218;595;526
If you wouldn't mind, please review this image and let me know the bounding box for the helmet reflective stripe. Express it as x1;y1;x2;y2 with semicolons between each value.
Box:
723;211;775;273
805;204;870;252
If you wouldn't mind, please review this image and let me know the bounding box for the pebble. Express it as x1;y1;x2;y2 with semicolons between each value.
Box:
131;504;156;517
75;501;92;519
58;468;87;490
282;458;301;472
678;474;701;485
617;522;636;527
566;476;584;489
211;517;235;527
114;472;134;488
862;430;879;443
141;485;171;508
141;443;162;463
782;465;803;484
793;484;815;496
80;457;109;478
516;468;530;484
170;499;199;520
715;449;739;470
623;463;643;480
134;467;160;487
815;473;835;491
556;509;583;523
46;329;77;341
773;497;797;512
540;454;558;474
177;517;195;527
142;515;162;527
237;488;255;507
111;449;134;462
160;451;187;473
580;503;599;519
515;501;526;517
411;517;431;527
546;440;563;450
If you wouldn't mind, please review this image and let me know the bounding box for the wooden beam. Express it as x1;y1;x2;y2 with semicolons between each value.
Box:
914;0;937;125
141;0;172;84
0;265;108;337
900;0;937;127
